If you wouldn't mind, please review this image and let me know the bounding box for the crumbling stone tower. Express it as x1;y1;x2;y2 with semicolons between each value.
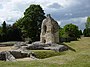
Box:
40;14;59;44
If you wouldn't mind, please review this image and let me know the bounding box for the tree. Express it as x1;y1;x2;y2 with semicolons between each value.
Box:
0;26;2;42
83;28;90;37
86;16;90;29
2;21;7;34
63;23;80;40
7;24;22;41
15;4;45;42
1;21;7;41
83;16;90;37
79;30;83;35
14;18;23;29
0;21;22;42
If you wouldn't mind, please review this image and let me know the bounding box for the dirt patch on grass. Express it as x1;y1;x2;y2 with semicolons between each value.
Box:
0;46;12;52
16;57;38;61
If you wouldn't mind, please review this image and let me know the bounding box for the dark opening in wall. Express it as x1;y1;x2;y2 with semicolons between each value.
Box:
44;25;47;33
44;39;46;43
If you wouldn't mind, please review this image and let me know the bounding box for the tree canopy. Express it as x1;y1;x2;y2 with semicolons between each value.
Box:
64;23;80;38
0;4;85;42
59;23;81;42
15;4;45;42
86;16;90;29
0;21;22;42
83;16;90;37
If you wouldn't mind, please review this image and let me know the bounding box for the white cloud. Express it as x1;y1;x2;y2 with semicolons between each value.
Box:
57;21;61;25
0;0;90;30
0;17;4;23
60;17;87;30
0;0;74;23
0;0;26;24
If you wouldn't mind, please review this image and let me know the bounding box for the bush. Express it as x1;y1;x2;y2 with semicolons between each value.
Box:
83;28;90;37
31;50;65;59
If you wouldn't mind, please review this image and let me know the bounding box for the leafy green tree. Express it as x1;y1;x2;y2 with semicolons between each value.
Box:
79;30;83;35
15;4;45;42
63;23;80;40
2;21;7;34
1;21;7;41
86;16;90;29
83;16;90;37
83;28;90;37
7;24;22;41
0;26;2;33
0;22;22;42
0;26;2;42
14;18;23;29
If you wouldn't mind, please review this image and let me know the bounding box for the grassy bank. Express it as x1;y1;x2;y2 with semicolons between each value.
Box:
31;50;65;59
0;37;90;67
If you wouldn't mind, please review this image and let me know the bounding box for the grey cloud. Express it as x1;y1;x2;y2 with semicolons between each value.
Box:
0;0;89;30
46;0;90;21
0;0;11;2
6;18;16;22
60;17;86;30
45;0;90;30
47;3;63;9
13;3;30;12
0;4;3;9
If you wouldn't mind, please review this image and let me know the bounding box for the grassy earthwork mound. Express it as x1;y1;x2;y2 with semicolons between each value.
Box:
0;37;90;67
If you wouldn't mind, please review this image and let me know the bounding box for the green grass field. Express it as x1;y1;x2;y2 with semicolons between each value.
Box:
0;37;90;67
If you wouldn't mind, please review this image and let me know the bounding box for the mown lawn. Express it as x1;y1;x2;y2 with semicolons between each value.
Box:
31;50;65;59
0;37;90;67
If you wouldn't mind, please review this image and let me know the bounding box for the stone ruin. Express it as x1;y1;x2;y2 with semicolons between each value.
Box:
0;14;69;62
40;14;59;44
26;14;68;51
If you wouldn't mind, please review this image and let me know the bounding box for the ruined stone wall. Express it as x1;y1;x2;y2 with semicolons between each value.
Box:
40;14;59;44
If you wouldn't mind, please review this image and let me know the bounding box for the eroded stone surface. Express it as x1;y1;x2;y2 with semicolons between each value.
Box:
40;14;59;44
0;51;16;61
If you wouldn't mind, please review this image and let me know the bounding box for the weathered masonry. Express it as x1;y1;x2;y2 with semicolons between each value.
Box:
40;14;59;44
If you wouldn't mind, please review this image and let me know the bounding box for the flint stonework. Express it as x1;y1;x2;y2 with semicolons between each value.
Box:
40;14;59;44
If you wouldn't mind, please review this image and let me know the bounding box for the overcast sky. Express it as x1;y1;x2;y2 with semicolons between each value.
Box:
0;0;90;30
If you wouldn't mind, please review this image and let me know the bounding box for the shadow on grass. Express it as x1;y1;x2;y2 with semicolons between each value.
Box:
61;43;76;52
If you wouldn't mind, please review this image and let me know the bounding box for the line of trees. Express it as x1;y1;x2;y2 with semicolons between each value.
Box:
83;16;90;37
0;4;45;42
59;23;82;42
14;4;45;42
0;21;22;42
0;4;90;42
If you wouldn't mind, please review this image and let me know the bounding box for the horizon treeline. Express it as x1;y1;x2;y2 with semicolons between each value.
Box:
0;4;90;42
